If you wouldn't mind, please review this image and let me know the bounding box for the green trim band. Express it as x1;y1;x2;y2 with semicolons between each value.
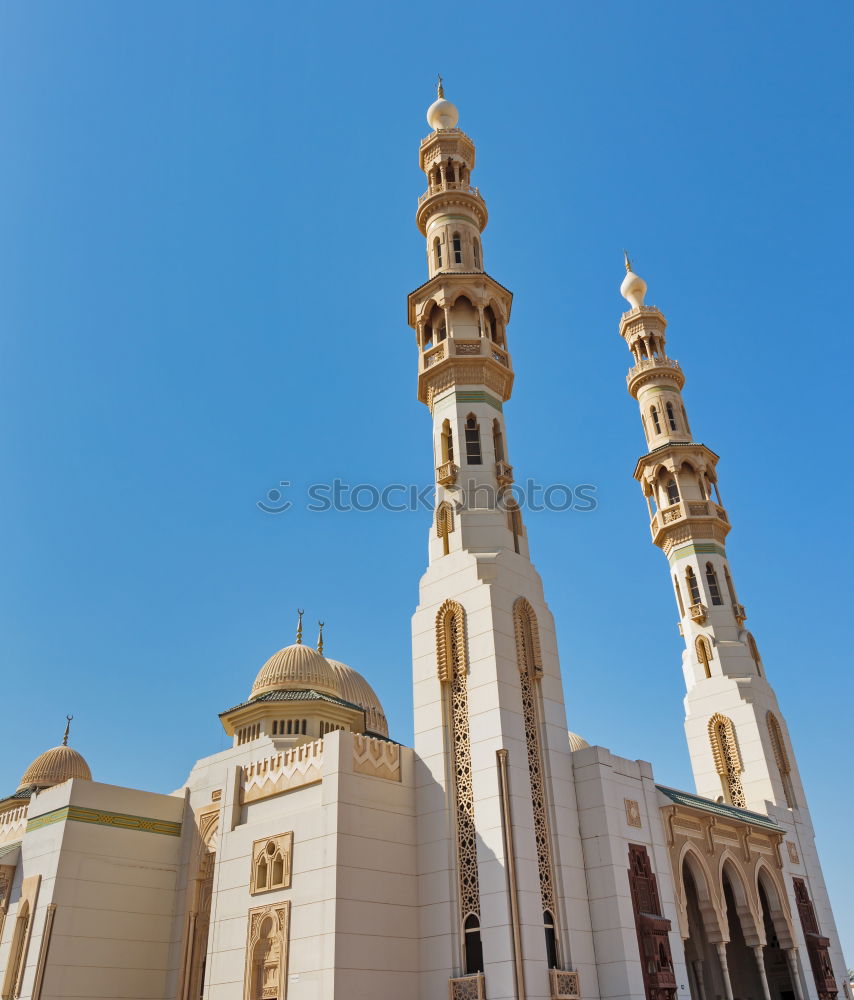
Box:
669;542;727;562
28;805;182;838
455;390;502;411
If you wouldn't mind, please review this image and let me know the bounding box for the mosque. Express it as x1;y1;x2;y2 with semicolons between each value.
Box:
0;85;848;1000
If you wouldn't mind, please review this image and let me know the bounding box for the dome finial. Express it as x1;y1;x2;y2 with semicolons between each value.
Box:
296;608;304;645
437;73;444;99
63;714;73;746
317;621;325;655
619;251;647;310
426;79;459;130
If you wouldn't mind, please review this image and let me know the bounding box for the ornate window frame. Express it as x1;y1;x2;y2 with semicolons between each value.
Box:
436;599;482;972
708;713;746;808
250;833;293;895
767;711;796;808
244;902;290;1000
513;597;562;968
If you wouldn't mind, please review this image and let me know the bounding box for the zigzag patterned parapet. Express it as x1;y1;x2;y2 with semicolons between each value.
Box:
352;735;400;782
241;740;324;804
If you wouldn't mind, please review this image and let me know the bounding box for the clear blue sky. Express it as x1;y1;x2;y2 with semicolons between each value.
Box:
1;0;851;962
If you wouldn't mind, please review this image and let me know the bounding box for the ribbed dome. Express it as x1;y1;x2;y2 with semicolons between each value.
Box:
18;744;92;792
250;642;340;700
326;659;389;737
568;731;590;752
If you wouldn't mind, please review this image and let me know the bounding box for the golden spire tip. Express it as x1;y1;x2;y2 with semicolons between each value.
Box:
437;74;444;99
317;621;325;655
296;608;304;645
63;715;73;746
624;249;632;273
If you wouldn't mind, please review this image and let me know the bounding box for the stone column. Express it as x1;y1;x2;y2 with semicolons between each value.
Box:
715;942;735;1000
690;958;708;1000
753;945;773;1000
785;948;806;1000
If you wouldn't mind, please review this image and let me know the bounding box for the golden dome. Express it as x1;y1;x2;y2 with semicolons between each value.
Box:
568;731;590;752
250;642;340;700
326;659;389;737
18;744;92;792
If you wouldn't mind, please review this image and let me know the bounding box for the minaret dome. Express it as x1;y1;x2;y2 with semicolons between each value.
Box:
620;252;647;310
426;76;459;130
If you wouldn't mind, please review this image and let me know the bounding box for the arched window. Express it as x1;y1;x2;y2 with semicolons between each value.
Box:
666;479;680;505
705;562;723;605
464;415;482;465
473;238;481;269
767;711;796;807
463;914;484;975
441;419;454;464
685;566;701;605
651;406;662;434
256;854;268;891
747;633;763;677
709;714;746;807
696;635;713;679
544;911;558;969
452;232;463;264
507;501;523;553
434;238;442;268
724;566;738;606
436;501;455;556
674;576;685;616
666;401;677;430
492;419;505;462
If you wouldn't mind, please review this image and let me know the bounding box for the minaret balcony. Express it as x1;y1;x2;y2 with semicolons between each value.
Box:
416;183;488;233
549;969;581;1000
650;500;730;547
495;460;514;485
626;357;684;396
436;461;459;486
450;974;486;999
418;180;483;205
688;602;708;625
423;343;446;368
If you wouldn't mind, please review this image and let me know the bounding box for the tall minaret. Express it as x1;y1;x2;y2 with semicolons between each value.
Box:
409;83;598;1000
618;258;847;995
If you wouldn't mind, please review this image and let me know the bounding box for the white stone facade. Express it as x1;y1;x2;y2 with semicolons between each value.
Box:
0;90;847;1000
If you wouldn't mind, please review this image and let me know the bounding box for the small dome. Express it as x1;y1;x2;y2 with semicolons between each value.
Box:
18;744;92;792
326;659;389;737
568;731;590;752
250;642;339;700
620;253;647;309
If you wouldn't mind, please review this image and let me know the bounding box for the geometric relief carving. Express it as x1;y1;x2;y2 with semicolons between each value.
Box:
250;833;293;896
549;969;581;999
625;799;642;828
708;713;746;808
514;597;564;973
436;600;482;935
242;742;324;804
244;902;290;1000
786;841;800;865
352;735;400;781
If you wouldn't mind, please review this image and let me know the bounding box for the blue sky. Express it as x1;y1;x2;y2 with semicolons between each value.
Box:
1;0;851;962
